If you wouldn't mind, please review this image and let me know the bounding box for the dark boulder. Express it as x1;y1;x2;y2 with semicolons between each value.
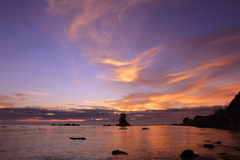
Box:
142;127;149;130
214;141;221;144
112;150;128;155
70;137;86;140
218;153;227;155
180;150;199;158
203;144;214;148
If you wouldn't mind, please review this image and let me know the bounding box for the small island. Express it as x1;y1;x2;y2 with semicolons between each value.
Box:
116;113;131;126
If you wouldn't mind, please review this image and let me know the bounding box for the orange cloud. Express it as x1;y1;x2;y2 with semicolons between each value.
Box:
163;53;239;86
208;35;240;45
97;44;164;82
26;92;50;95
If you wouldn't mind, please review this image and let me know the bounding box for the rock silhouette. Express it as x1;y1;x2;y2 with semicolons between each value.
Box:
112;150;128;155
214;141;221;144
180;92;240;129
180;150;199;158
203;144;214;148
70;137;86;140
116;113;131;126
227;92;240;111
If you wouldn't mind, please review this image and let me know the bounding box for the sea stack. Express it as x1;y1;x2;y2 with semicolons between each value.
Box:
227;91;240;111
117;113;131;126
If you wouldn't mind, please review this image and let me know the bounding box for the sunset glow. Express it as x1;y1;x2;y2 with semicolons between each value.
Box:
1;0;240;125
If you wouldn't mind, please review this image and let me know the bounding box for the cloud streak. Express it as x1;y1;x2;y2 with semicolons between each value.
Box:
44;0;240;111
97;44;165;82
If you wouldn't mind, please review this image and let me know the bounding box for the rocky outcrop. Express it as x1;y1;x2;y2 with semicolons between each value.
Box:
214;141;221;144
180;150;199;158
70;137;86;140
117;113;131;126
180;92;240;129
112;150;128;155
227;92;240;111
203;144;214;148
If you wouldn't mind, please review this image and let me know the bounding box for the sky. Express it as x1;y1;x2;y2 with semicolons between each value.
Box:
1;0;240;125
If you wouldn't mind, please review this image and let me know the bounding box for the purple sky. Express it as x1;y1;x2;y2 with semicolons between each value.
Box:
1;0;240;125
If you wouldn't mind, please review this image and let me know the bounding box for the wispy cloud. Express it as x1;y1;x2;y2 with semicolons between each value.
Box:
208;35;240;45
26;92;50;95
97;44;164;82
13;93;28;98
45;0;240;112
13;92;50;99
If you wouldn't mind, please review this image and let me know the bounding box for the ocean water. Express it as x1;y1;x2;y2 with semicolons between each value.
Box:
1;125;240;160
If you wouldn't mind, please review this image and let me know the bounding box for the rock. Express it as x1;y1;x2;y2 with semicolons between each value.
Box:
227;92;240;111
70;137;86;140
235;148;240;151
142;128;149;130
117;113;131;126
203;144;214;148
204;140;210;142
218;153;227;155
214;141;221;144
180;150;199;158
112;150;128;155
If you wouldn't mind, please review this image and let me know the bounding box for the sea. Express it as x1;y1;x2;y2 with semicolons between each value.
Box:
1;125;240;160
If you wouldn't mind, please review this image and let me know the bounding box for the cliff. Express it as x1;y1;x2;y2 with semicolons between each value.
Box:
181;92;240;130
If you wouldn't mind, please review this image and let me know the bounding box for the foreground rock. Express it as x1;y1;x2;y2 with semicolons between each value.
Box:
70;137;86;140
180;150;199;158
203;144;214;148
142;127;149;130
112;150;128;155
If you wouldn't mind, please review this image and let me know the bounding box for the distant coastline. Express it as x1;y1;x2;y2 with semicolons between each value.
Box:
178;92;240;132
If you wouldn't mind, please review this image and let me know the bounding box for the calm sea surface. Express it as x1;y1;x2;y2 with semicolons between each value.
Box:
1;125;240;160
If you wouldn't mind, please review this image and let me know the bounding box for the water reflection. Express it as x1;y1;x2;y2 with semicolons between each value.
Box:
1;125;240;160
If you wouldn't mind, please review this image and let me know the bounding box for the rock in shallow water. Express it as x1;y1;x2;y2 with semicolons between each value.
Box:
180;150;199;158
112;150;128;155
214;141;221;144
203;144;214;148
69;137;86;140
